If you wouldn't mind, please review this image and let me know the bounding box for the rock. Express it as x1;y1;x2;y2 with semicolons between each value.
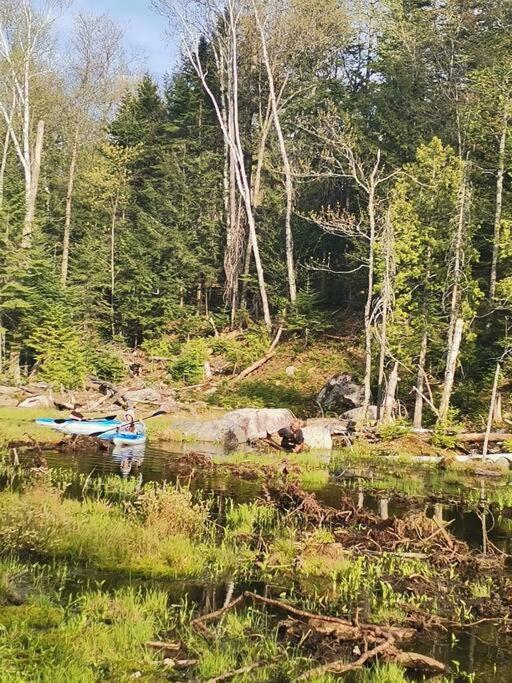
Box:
317;373;365;413
285;366;296;377
341;405;378;423
302;424;333;450
0;385;18;396
159;398;180;413
18;395;53;408
0;395;18;407
122;388;161;404
179;408;295;443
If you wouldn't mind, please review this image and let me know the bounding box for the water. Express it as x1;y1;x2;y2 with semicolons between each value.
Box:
15;443;512;680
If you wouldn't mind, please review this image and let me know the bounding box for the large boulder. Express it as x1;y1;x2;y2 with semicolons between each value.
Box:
341;405;378;423
317;374;365;414
122;388;161;404
179;408;294;444
18;395;53;408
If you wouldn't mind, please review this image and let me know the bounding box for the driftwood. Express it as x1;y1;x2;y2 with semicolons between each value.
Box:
231;326;283;383
145;641;181;652
190;591;445;678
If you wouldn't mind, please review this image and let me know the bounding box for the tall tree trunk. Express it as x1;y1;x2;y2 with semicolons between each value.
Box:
254;6;297;303
413;331;428;429
61;129;79;284
447;161;468;348
377;213;393;421
438;317;464;424
382;361;399;423
489;103;509;300
361;187;376;423
0;125;10;209
110;194;119;337
483;362;501;459
22;119;44;249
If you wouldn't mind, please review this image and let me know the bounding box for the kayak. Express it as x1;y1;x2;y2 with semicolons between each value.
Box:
35;417;122;436
98;421;146;446
113;432;147;447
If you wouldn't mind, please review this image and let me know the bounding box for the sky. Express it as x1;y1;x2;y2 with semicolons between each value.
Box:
56;0;180;79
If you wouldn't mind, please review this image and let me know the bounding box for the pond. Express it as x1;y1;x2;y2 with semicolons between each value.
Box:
7;441;512;681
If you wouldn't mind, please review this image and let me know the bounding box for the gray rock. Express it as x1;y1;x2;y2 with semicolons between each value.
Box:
285;366;296;377
317;374;365;413
122;388;161;404
179;408;294;443
341;405;378;422
18;395;53;408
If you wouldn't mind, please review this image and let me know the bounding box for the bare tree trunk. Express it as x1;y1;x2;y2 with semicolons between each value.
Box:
22;119;44;249
61;129;79;284
376;212;393;421
254;4;296;303
483;362;500;459
447;162;468;348
382;361;399;422
110;193;119;337
361;184;376;423
413;331;428;429
180;3;272;329
489;104;509;301
438;317;463;424
0;125;10;209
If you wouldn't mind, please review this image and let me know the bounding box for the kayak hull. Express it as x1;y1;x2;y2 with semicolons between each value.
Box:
112;433;147;447
35;418;122;435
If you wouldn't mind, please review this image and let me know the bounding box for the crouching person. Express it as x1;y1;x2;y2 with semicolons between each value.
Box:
278;420;305;453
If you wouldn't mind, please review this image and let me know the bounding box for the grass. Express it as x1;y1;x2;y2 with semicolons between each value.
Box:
0;406;62;446
0;583;170;682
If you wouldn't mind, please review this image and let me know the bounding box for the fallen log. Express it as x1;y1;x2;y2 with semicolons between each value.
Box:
455;432;512;443
297;636;396;679
230;326;283;384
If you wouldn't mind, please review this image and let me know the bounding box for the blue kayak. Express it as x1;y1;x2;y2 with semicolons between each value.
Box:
35;417;122;436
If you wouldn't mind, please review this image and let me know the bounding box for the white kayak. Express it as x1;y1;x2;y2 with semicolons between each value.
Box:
98;421;146;446
35;417;122;436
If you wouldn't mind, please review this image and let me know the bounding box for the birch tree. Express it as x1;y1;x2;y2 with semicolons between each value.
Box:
60;13;126;284
0;0;63;248
154;0;272;329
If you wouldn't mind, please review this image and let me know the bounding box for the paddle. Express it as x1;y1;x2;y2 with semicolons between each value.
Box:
52;414;118;424
89;410;166;438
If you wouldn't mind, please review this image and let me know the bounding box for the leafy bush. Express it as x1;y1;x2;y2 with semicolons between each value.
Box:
134;484;209;539
377;419;411;441
211;325;269;369
168;338;210;384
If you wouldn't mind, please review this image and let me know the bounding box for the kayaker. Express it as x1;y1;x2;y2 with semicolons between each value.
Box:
278;420;305;453
124;407;136;433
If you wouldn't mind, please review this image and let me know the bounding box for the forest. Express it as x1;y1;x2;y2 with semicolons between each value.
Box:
3;3;512;681
1;0;512;426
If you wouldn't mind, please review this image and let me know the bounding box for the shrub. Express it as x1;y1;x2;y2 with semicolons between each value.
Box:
377;419;411;441
168;338;210;384
134;484;209;539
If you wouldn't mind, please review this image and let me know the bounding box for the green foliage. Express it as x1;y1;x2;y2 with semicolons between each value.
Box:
168;338;211;385
27;304;90;389
376;419;411;441
87;344;125;383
